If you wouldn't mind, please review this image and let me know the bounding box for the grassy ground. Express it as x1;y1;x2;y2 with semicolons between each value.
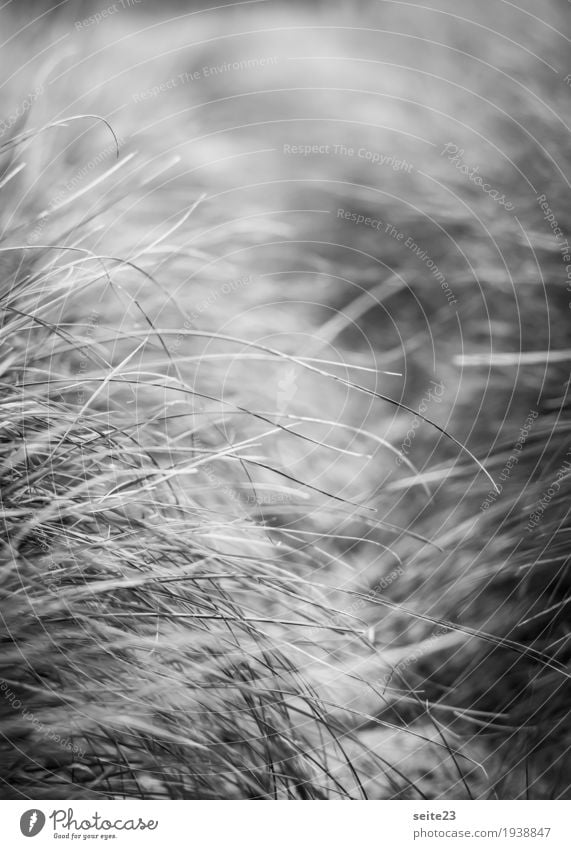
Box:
0;0;569;798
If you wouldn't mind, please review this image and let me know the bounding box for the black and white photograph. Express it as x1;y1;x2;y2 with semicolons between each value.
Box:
0;0;570;835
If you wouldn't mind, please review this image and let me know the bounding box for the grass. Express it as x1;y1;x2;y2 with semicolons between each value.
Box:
0;0;570;799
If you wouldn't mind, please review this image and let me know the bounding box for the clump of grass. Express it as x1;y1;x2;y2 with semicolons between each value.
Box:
1;111;443;800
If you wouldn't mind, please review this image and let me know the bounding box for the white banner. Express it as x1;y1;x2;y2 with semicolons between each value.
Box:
1;800;568;848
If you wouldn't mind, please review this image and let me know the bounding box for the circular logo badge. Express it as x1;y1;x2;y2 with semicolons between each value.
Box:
20;810;46;837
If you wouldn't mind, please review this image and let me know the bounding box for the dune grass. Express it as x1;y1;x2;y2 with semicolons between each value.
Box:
1;0;570;799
